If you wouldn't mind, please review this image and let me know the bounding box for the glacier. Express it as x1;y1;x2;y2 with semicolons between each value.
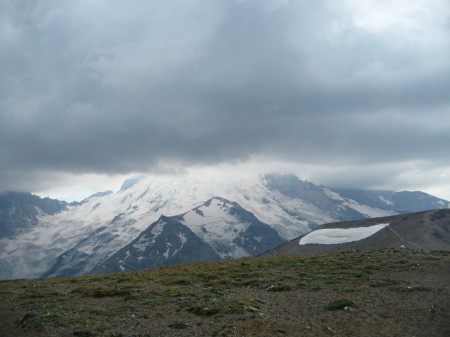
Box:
1;172;448;279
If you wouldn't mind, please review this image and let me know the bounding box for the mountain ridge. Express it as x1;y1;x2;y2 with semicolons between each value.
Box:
90;197;284;275
264;208;450;257
0;173;449;280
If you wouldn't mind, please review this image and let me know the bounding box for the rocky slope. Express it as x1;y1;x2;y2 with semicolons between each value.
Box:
264;209;450;256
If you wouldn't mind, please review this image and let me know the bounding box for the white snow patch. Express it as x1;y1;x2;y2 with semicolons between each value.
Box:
123;250;131;262
299;223;389;245
151;220;166;237
217;245;249;259
170;233;187;257
163;243;171;259
378;196;394;206
177;232;187;245
133;237;150;252
343;200;396;218
323;189;345;201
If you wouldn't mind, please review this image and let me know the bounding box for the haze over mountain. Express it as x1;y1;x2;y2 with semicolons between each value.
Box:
1;173;448;280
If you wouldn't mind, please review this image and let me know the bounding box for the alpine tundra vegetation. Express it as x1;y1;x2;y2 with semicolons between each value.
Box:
0;251;448;336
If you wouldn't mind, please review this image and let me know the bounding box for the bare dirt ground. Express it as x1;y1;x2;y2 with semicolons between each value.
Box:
0;251;448;337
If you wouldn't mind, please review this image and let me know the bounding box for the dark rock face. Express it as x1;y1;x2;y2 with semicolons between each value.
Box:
90;216;221;274
333;189;450;213
264;209;450;257
0;192;67;238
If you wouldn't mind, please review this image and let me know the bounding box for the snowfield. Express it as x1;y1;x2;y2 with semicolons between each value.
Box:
299;223;390;245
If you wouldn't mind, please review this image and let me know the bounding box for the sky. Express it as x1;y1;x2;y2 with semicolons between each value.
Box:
1;0;450;202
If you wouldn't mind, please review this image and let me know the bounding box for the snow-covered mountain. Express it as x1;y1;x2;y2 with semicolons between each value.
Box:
0;192;67;238
0;173;448;279
90;197;284;274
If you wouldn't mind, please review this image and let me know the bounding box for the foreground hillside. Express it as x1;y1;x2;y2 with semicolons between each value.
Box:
0;251;448;337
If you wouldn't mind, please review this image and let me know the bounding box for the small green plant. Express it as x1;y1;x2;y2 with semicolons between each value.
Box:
17;310;38;325
73;328;96;336
325;299;355;311
168;321;189;329
212;325;233;337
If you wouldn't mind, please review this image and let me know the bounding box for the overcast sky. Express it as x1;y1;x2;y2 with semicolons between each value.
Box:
1;0;450;201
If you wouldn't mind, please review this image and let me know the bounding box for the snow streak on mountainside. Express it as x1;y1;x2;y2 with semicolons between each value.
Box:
0;173;449;279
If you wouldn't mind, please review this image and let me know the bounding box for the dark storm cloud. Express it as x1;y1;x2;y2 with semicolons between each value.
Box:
1;0;449;192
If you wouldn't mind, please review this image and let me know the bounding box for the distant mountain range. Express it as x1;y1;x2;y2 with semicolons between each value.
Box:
0;173;448;279
264;208;450;256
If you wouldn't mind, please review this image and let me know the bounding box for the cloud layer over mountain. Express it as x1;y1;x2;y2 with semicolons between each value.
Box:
1;0;449;198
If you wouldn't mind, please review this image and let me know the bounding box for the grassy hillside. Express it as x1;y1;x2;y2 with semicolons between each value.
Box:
0;251;448;337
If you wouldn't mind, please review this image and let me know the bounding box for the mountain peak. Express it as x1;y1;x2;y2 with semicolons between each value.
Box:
1;173;449;280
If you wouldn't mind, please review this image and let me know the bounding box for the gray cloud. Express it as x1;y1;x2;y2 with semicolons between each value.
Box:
1;0;449;195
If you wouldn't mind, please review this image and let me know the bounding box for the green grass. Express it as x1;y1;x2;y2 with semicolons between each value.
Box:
325;299;355;311
168;321;189;329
